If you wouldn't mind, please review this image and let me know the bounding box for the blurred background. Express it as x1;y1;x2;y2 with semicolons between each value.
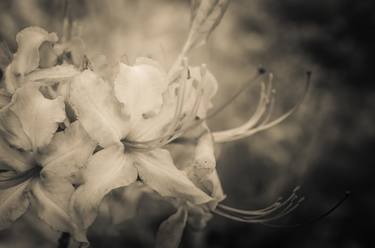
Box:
0;0;374;247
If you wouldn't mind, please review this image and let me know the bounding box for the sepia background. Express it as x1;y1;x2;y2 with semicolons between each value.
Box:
0;0;374;247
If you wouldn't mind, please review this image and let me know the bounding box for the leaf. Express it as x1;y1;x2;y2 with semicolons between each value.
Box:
0;180;30;230
132;148;212;204
69;70;130;147
28;176;87;243
37;121;96;181
114;58;168;122
0;84;66;151
155;207;188;248
70;145;137;229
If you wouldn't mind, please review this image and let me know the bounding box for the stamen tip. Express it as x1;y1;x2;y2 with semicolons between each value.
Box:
258;67;266;74
293;185;301;193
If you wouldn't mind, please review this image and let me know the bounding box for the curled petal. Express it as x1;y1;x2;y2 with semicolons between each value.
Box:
28;176;87;243
69;70;130;147
6;27;58;93
13;27;58;75
0;179;30;230
70;145;137;229
114;59;168;122
37;121;96;181
0;136;33;172
132;148;212;204
0;84;65;151
155;207;188;248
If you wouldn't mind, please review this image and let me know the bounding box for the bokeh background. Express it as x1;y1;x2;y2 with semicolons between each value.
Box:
0;0;374;247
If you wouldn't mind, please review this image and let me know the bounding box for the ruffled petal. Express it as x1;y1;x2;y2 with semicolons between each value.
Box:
155;206;188;248
0;179;30;230
14;27;58;73
0;84;65;151
70;145;137;229
69;70;130;147
131;148;211;204
37;121;96;181
28;175;87;243
6;27;58;93
114;58;168;122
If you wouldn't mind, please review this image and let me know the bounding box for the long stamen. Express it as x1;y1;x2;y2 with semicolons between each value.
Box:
213;71;312;143
123;68;268;150
213;186;304;223
262;190;350;228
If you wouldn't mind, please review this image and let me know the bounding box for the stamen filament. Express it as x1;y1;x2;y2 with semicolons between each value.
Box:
212;186;303;223
213;71;311;143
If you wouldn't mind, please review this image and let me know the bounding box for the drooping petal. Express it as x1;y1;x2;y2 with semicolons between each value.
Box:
28;176;87;243
70;145;137;229
169;125;225;206
69;70;130;147
0;179;30;230
37;121;96;181
0;136;33;172
114;58;169;122
132;148;212;204
0;84;65;151
155;207;188;248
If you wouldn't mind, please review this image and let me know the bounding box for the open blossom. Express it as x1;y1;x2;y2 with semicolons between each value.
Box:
0;1;308;247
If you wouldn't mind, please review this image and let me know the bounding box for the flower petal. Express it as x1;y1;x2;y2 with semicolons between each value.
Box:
25;64;80;84
0;179;30;230
6;27;58;93
0;89;11;108
37;121;96;181
189;66;218;118
0;84;65;151
132;148;211;204
169;125;225;205
155;207;188;248
28;176;87;243
114;59;168;122
14;27;58;73
0;136;33;172
69;70;130;147
70;145;137;228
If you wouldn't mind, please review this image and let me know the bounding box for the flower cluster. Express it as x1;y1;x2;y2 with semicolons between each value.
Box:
0;1;306;247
